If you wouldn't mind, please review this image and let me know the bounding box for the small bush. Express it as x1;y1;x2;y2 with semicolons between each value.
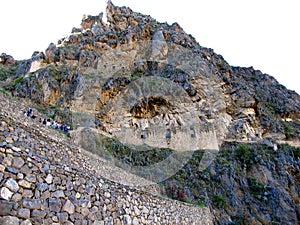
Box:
0;88;12;96
102;137;173;166
183;200;205;207
293;147;300;159
13;77;24;86
0;62;19;81
58;130;71;138
278;144;300;159
46;114;55;119
235;144;251;166
213;194;226;208
248;177;265;197
195;201;205;207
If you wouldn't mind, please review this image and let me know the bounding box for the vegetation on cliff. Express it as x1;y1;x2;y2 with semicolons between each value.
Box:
0;1;299;224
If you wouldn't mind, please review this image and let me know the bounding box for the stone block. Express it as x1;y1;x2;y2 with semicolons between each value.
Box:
22;198;41;209
0;200;14;216
0;216;20;225
63;199;75;214
49;198;62;212
17;208;30;219
4;178;19;192
0;187;13;200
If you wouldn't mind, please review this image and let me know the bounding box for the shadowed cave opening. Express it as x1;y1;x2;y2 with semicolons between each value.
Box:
130;96;171;119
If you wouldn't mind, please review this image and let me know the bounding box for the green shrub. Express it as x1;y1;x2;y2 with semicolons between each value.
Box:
195;201;205;207
58;130;71;138
183;200;205;207
230;214;251;225
3;76;25;91
278;144;300;159
0;88;12;96
46;114;55;119
0;62;19;81
284;123;291;140
213;194;226;208
13;77;24;86
102;137;173;166
235;145;251;166
247;177;265;197
282;121;300;140
293;147;300;159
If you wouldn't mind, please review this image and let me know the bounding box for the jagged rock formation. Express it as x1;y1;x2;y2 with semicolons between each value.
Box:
0;1;300;224
0;53;15;66
161;142;300;224
3;1;300;148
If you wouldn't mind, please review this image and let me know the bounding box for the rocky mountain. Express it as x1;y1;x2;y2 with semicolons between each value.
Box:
1;1;300;224
3;1;300;146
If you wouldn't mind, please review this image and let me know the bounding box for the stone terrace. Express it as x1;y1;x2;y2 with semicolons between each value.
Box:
0;93;213;224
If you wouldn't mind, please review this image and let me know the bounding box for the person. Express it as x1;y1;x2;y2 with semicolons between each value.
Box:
190;126;196;138
60;124;69;133
46;119;51;126
56;123;61;130
26;108;32;117
166;128;171;144
63;125;69;133
141;130;146;139
51;121;58;129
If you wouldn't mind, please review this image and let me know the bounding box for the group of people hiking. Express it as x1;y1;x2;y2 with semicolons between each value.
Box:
24;108;70;134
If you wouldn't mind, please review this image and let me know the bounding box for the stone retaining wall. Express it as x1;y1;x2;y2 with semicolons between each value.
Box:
0;94;213;224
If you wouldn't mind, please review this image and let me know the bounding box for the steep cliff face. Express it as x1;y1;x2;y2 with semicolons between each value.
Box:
163;142;300;224
3;1;299;147
1;1;300;224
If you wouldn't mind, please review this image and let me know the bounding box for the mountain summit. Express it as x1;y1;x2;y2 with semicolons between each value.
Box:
0;1;300;224
4;1;299;146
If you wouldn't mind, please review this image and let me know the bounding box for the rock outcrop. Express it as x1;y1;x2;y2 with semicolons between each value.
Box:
0;1;300;224
3;1;299;148
0;53;14;66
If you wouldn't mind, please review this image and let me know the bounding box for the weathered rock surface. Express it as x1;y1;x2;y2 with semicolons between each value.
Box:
2;0;299;148
0;53;15;66
0;1;300;224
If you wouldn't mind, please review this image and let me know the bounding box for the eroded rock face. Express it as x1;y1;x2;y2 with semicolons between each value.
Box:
5;0;300;148
0;53;15;66
0;2;300;224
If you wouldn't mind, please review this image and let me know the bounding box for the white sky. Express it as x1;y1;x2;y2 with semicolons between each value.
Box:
0;0;299;94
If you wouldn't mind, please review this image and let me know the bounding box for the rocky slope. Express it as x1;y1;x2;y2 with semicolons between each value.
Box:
2;0;299;146
0;93;213;224
0;92;299;224
0;0;300;224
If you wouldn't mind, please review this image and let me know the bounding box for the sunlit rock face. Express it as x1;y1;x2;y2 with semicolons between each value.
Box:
8;0;300;148
0;53;15;66
2;2;300;224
